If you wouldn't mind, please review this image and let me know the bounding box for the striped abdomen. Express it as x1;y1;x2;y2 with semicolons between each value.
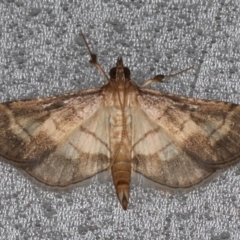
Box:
110;108;132;210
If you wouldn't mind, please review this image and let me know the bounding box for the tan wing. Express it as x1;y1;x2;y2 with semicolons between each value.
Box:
0;88;110;186
132;88;240;188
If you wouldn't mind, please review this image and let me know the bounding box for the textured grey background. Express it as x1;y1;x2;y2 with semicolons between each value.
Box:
0;0;240;239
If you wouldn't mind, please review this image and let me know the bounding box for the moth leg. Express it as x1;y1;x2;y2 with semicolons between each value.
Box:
80;31;110;83
141;65;194;87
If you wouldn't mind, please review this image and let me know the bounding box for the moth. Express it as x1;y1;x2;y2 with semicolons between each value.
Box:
0;32;240;210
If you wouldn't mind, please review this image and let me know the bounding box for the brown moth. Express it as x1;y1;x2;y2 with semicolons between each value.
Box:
0;32;240;210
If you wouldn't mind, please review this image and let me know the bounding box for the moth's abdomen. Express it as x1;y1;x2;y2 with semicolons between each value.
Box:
111;155;131;210
110;109;132;210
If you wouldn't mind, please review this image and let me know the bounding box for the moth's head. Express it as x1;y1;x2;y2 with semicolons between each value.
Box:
109;57;131;83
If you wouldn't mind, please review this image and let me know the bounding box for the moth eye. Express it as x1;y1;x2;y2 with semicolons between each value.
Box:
124;67;130;79
109;67;117;79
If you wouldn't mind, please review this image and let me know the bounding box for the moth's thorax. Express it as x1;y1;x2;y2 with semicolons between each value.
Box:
103;83;138;109
103;57;139;110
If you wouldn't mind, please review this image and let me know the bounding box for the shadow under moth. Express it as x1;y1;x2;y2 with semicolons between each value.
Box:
0;32;239;210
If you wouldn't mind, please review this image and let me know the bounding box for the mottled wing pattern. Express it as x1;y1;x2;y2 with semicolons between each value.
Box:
132;88;240;188
0;89;110;186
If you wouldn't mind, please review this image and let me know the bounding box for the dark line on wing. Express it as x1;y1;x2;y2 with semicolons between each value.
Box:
132;126;161;150
207;112;230;140
79;126;110;151
156;142;173;154
68;141;81;155
15;122;33;140
51;118;67;134
186;148;240;168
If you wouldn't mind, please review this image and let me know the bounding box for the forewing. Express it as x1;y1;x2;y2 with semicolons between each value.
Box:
132;88;240;188
0;89;110;186
131;107;214;188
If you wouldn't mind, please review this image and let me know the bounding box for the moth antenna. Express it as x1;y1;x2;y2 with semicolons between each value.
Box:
141;65;194;87
80;31;110;83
